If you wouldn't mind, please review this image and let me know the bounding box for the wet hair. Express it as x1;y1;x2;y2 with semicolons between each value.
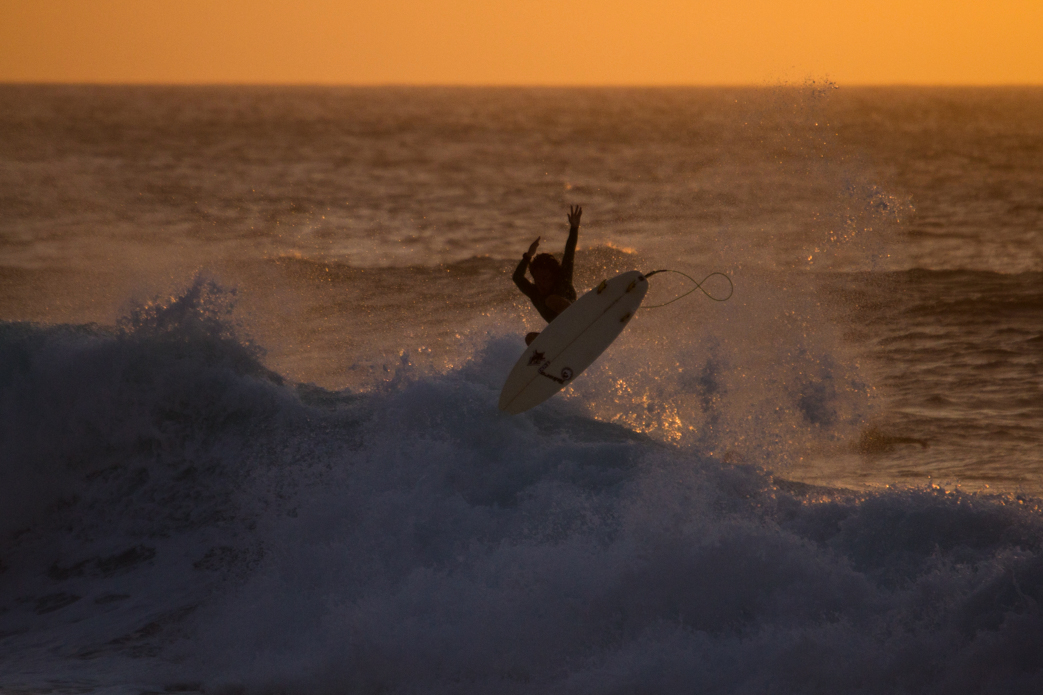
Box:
530;253;561;278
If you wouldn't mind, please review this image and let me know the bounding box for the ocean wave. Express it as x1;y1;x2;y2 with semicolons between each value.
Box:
0;277;290;541
2;280;1043;694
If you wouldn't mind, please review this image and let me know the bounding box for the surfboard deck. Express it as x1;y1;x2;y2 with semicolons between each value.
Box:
499;270;649;414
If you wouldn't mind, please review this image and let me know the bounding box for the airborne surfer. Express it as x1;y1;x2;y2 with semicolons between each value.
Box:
513;205;581;345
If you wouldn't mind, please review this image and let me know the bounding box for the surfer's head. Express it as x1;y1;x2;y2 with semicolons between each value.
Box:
529;253;560;294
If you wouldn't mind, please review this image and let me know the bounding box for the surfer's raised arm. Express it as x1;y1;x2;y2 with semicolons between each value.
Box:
560;205;581;285
513;236;541;295
512;206;583;344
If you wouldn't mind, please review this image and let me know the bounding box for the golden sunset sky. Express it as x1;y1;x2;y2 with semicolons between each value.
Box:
1;0;1041;85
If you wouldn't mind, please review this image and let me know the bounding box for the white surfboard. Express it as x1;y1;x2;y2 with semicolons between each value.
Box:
499;270;649;414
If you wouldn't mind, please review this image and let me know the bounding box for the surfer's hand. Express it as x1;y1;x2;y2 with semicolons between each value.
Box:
525;237;540;258
546;295;571;314
567;205;582;228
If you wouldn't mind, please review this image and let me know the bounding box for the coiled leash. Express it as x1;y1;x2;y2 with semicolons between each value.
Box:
640;269;734;308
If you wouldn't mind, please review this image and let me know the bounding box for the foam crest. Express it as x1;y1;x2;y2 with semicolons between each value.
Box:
0;278;289;541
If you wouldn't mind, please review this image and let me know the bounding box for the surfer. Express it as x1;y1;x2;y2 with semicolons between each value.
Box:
513;205;581;345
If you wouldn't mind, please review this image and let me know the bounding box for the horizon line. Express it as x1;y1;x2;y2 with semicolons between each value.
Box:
3;80;1043;89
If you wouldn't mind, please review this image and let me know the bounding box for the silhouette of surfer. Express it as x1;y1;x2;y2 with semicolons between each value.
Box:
513;205;581;345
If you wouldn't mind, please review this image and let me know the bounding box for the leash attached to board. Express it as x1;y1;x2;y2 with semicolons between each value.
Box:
640;269;734;308
499;269;732;414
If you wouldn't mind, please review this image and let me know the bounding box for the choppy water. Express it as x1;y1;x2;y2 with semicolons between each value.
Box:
0;85;1041;693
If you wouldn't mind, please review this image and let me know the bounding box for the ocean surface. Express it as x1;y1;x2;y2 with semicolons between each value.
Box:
0;85;1041;693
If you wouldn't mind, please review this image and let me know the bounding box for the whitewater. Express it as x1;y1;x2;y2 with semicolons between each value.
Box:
1;85;1041;693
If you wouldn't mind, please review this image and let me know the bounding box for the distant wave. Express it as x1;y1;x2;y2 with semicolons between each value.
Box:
264;243;644;277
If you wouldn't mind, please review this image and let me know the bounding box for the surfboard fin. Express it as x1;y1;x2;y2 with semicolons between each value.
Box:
596;279;608;294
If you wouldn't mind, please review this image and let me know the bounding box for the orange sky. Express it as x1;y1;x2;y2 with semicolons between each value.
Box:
1;0;1041;85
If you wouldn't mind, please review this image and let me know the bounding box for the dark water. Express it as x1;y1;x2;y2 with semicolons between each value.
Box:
0;85;1041;693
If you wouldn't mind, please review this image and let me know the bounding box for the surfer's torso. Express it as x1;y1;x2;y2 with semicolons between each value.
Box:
513;269;577;323
513;224;579;323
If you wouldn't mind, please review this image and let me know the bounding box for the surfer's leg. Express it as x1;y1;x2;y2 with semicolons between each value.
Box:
525;332;540;346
